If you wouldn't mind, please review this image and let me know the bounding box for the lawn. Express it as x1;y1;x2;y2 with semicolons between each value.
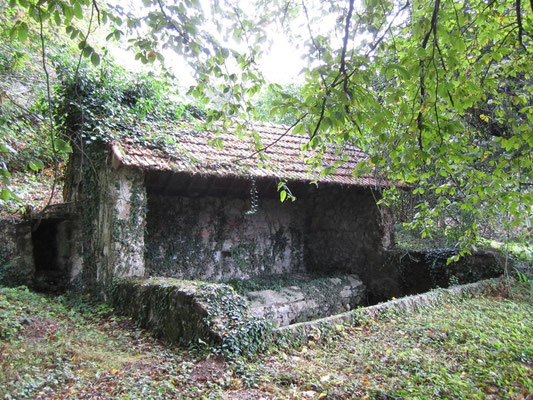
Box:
1;282;532;399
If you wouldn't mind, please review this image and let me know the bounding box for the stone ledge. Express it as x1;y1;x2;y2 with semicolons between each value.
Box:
276;279;498;338
111;277;222;344
246;274;365;327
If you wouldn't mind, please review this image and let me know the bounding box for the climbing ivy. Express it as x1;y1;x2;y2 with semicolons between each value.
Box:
111;277;272;359
52;55;205;153
196;282;273;359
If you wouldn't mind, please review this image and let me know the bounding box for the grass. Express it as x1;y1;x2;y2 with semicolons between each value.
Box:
0;283;532;399
479;238;533;263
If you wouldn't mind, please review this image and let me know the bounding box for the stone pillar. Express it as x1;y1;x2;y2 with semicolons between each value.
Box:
108;168;146;281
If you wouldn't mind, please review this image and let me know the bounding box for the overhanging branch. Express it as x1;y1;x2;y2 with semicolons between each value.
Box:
417;0;441;150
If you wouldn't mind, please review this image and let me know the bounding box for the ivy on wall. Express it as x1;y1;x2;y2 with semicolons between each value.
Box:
112;277;272;359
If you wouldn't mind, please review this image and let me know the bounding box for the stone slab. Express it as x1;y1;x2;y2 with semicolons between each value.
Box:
246;274;366;327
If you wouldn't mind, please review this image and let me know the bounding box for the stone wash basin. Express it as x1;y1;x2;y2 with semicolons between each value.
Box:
228;273;366;327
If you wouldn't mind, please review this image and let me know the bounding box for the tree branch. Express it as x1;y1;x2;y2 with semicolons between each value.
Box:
156;0;190;45
339;0;355;82
516;0;526;50
331;1;409;92
365;1;410;58
301;0;328;89
35;6;59;223
309;96;327;142
417;0;441;150
232;114;308;163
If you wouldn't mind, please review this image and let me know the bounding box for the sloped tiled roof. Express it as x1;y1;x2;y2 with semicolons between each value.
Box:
111;121;388;187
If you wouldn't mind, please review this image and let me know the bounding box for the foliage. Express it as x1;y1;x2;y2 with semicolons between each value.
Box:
198;283;273;360
264;0;533;253
2;0;532;249
252;83;302;125
1;283;531;399
111;277;272;361
51;55;194;148
0;8;77;207
480;238;533;263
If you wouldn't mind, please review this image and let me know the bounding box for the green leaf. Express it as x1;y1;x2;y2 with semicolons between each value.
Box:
73;2;83;19
28;159;45;171
64;6;73;21
17;22;28;42
1;167;11;179
1;188;10;202
53;10;61;25
280;190;287;202
83;46;93;58
0;143;15;155
56;139;73;153
90;52;100;66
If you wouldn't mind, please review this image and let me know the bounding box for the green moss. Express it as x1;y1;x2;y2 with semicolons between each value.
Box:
144;194;304;281
230;243;256;272
111;277;272;359
0;227;34;287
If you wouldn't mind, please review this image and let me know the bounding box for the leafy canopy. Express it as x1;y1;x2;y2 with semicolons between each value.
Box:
2;0;532;249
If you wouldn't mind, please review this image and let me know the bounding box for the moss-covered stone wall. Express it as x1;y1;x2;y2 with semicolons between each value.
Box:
244;273;366;327
0;220;34;287
65;147;147;295
145;194;306;281
110;168;146;280
111;277;271;357
390;248;504;296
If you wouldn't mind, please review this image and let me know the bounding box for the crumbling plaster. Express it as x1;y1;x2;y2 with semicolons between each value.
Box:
65;149;147;294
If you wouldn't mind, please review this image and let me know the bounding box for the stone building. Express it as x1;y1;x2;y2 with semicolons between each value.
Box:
1;121;504;332
62;121;395;298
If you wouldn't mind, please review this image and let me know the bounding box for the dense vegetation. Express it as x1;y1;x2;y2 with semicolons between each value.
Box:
1;282;531;399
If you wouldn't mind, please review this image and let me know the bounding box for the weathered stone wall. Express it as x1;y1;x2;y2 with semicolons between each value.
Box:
0;220;34;286
112;278;221;344
145;194;306;281
109;168;146;280
390;248;504;296
305;186;393;286
65;148;146;294
112;277;270;356
56;219;83;288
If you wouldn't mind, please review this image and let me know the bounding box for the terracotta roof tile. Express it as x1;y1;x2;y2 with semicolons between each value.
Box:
111;121;391;187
